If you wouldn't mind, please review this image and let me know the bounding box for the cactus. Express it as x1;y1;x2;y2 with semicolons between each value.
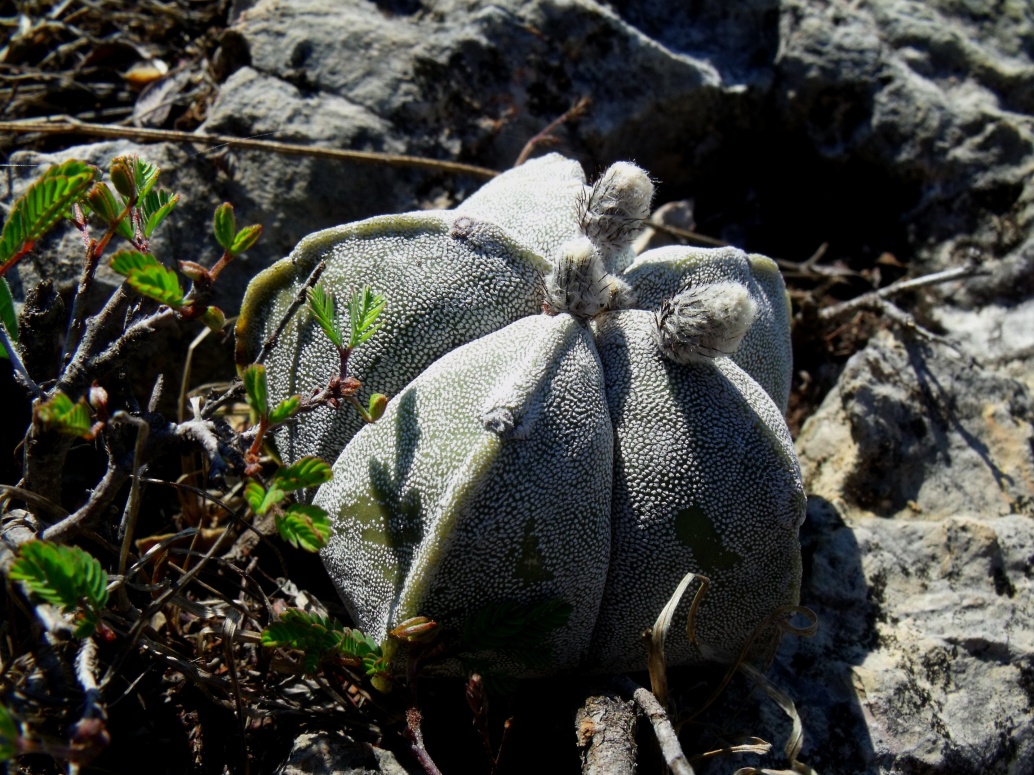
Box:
236;154;805;678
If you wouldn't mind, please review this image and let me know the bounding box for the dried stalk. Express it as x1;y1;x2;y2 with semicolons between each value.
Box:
252;259;328;367
818;263;986;322
0;118;499;179
575;688;637;775
612;675;695;775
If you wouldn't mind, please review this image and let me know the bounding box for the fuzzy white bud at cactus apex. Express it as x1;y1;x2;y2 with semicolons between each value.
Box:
655;281;759;364
579;162;654;273
543;237;635;318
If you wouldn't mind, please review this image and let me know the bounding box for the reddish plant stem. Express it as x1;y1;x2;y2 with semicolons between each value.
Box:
404;707;443;775
208;249;233;281
0;239;36;277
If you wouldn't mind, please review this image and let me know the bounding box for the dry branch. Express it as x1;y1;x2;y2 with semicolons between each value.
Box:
0;118;500;179
575;689;637;775
612;675;695;775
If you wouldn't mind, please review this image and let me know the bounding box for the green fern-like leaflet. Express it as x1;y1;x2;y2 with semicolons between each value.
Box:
10;541;109;638
275;504;332;552
347;286;385;348
0;159;97;268
261;609;385;677
110;250;185;308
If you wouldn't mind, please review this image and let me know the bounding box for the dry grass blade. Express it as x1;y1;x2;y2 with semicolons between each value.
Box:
689;737;774;764
682;605;817;725
646;571;708;710
734;663;818;775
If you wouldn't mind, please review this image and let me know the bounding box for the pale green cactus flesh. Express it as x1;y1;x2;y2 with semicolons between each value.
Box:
236;213;549;465
456;153;586;258
589;309;805;670
316;313;612;676
236;153;804;679
236;154;592;467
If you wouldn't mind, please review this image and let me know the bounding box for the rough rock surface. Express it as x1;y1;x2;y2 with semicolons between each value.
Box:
785;330;1034;774
6;0;1034;308
276;731;417;775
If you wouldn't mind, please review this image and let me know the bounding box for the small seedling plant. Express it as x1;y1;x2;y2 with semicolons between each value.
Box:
0;156;412;772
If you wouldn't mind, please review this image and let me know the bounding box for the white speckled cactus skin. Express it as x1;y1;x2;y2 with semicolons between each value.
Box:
317;313;613;676
236;153;805;677
590;309;804;670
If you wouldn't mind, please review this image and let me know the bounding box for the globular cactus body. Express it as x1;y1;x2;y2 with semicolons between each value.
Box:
317;313;613;675
237;154;805;678
590;309;804;670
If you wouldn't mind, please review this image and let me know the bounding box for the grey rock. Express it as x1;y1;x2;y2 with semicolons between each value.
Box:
9;0;1033;300
277;732;417;775
5;1;1034;769
776;0;1034;304
930;297;1034;391
226;0;736;177
785;330;1034;774
797;329;1034;519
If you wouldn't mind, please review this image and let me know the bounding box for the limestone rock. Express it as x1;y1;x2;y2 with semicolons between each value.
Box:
786;330;1034;773
797;330;1033;520
277;731;417;775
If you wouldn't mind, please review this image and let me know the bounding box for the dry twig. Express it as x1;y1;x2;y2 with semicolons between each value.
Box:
0;118;500;179
818;263;986;322
612;675;695;775
575;688;637;775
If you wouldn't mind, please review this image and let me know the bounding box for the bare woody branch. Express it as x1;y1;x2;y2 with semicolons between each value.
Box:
611;675;696;775
576;689;637;775
0;118;499;180
818;263;987;322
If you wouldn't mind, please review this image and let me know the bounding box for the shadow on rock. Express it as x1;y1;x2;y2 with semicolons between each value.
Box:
790;330;1034;774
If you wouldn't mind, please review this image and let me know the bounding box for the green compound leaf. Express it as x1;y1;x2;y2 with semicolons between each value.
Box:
460;598;573;669
84;182;134;240
340;627;386;677
306;283;343;349
36;392;95;438
9;541;109;638
261;609;386;680
213;203;236;251
0;158;96;267
261;609;346;674
0;278;18;359
110;249;161;277
0;703;19;761
347;286;385;348
268;395;301;425
230;224;262;255
111;251;184;307
271;456;332;493
244;481;284;516
366;393;388;423
275;503;332;552
141;189;179;237
131;156;160;200
109;156;135;200
201;306;226;334
244;481;265;512
125;264;185;308
243;363;269;416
